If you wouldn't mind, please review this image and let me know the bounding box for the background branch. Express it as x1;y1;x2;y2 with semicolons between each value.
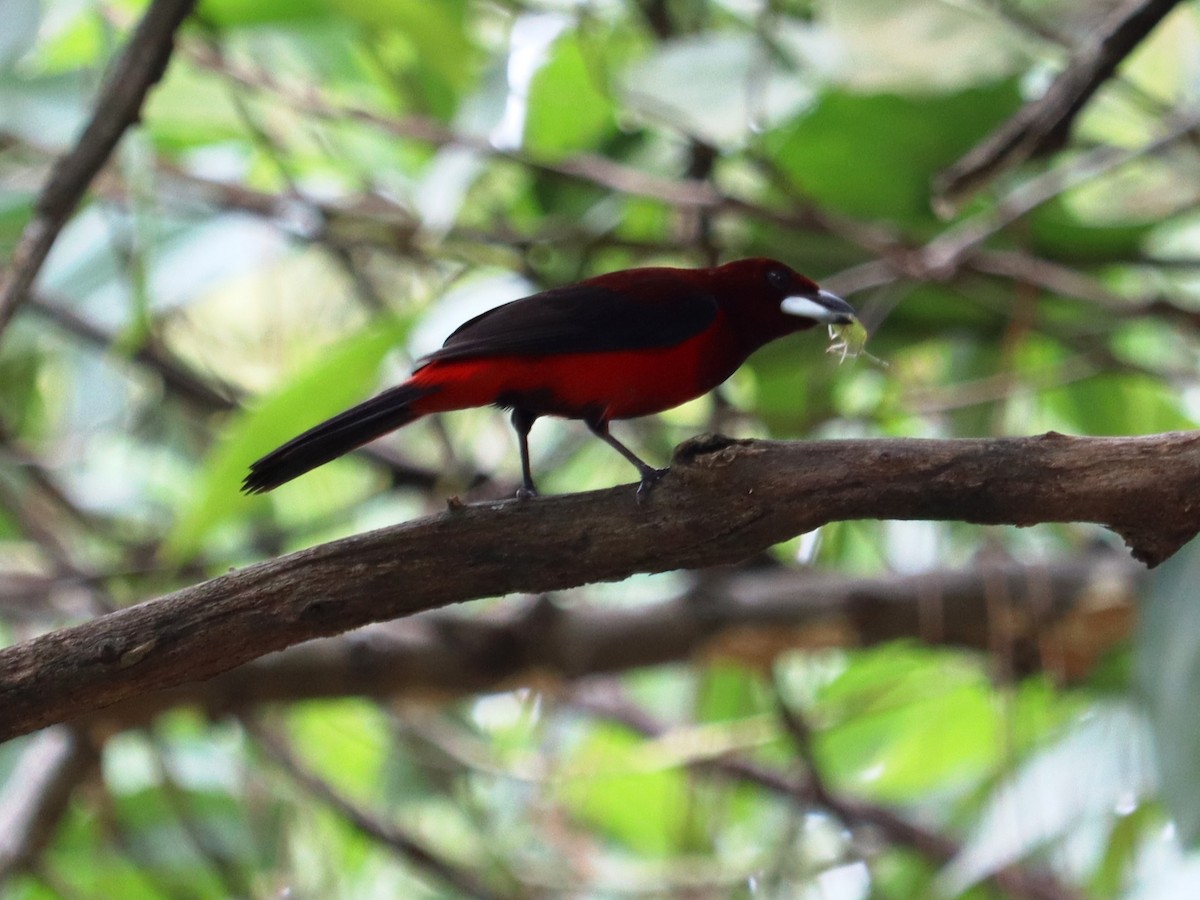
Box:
0;0;197;340
245;720;510;900
0;729;98;881
574;685;1081;900
935;0;1185;207
86;550;1140;734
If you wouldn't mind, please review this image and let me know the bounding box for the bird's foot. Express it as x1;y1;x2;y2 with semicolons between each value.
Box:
515;484;538;501
635;467;669;503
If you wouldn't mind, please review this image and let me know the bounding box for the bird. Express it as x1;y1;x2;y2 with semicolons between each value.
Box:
242;257;857;499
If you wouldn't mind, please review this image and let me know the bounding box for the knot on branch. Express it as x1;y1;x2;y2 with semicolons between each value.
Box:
672;433;759;468
1113;524;1199;569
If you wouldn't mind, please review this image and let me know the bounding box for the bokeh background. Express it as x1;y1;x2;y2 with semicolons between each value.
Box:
3;0;1200;896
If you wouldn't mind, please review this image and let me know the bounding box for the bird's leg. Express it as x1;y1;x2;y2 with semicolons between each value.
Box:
586;418;668;500
510;408;539;499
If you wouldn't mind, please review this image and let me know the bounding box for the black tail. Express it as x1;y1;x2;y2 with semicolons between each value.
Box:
243;383;433;494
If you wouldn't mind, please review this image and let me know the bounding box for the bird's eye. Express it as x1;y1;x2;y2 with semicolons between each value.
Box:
765;268;789;290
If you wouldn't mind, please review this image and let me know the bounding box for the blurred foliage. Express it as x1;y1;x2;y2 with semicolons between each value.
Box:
3;0;1200;897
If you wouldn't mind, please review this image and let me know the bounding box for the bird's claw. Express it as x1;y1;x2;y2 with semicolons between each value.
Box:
515;485;538;500
635;468;669;503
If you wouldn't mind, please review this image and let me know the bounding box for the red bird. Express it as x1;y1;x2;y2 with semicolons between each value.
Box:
243;258;856;498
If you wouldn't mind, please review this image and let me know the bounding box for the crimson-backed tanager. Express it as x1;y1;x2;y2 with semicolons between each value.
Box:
243;257;856;498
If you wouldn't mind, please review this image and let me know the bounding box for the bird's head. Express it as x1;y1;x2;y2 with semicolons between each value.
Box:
711;258;857;349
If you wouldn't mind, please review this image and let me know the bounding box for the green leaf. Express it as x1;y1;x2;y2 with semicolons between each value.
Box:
742;331;837;432
1028;199;1155;263
524;35;616;159
329;0;475;97
0;323;45;436
162;315;411;561
814;645;1067;801
695;664;769;725
143;62;247;151
769;81;1022;225
869;851;944;900
198;0;329;27
31;8;105;72
1091;802;1155;898
558;723;690;857
1136;537;1200;846
941;704;1156;895
820;681;997;800
287;700;392;798
1042;373;1195;436
0;189;32;254
884;283;1005;335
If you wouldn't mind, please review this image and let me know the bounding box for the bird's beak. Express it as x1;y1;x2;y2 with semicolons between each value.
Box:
781;289;857;325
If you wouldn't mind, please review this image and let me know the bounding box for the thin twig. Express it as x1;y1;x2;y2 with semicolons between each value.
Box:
770;678;837;810
0;0;197;341
26;294;456;491
150;736;254;897
244;719;510;900
0;728;99;885
936;0;1186;207
184;42;720;210
573;685;1081;900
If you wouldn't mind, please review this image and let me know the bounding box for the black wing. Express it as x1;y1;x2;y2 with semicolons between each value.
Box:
418;273;719;366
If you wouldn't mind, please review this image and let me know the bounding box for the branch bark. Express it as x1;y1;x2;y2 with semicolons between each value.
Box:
0;0;197;341
2;431;1197;744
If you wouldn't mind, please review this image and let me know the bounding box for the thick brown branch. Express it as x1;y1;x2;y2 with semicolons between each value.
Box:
1;431;1197;743
0;0;197;340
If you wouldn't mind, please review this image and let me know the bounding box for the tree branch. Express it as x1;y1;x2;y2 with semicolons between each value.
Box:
1;430;1196;743
0;729;98;882
87;551;1140;734
935;0;1185;208
0;0;197;341
245;721;510;900
185;42;720;211
574;685;1081;900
